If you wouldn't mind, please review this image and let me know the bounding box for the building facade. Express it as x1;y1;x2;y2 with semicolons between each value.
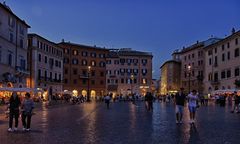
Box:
28;34;63;99
106;48;153;96
204;30;240;94
160;60;181;95
176;38;220;94
59;42;108;98
0;2;30;90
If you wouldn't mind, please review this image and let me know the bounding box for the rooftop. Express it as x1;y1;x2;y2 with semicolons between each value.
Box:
0;2;30;28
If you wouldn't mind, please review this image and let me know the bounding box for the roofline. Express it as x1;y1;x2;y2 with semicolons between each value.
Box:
0;2;30;28
28;33;60;47
58;42;109;51
160;60;181;69
204;31;240;50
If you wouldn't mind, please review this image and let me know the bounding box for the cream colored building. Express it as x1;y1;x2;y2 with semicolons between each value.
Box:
175;38;221;94
204;30;240;94
160;60;181;95
0;2;30;89
106;48;153;96
28;34;63;99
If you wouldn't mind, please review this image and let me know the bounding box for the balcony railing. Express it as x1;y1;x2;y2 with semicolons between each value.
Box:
211;80;220;85
38;77;63;83
15;66;30;75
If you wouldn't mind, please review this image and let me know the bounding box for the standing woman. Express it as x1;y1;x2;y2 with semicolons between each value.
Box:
187;90;199;124
8;91;21;132
21;93;34;131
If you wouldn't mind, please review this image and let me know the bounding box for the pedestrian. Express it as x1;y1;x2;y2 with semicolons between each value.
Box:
8;91;21;132
145;92;153;111
174;88;186;124
21;93;34;131
105;94;111;109
231;91;240;113
187;90;199;124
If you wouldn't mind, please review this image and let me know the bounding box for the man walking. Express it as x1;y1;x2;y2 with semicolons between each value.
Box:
175;88;186;124
8;92;21;132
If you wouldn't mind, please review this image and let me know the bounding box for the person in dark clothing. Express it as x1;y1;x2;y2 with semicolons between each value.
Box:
21;93;34;131
174;88;186;124
145;92;153;111
231;91;240;113
8;92;21;132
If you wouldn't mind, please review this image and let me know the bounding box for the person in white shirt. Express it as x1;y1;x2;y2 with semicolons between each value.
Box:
187;90;199;124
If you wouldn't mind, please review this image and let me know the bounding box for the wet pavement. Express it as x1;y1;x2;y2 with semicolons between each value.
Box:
0;101;240;144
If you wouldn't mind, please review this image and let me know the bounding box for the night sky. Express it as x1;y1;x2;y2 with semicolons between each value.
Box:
4;0;240;79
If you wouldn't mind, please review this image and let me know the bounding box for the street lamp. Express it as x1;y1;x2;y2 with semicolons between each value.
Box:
130;74;134;95
87;66;91;102
187;65;191;94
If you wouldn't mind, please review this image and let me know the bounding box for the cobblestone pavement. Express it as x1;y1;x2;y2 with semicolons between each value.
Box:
0;101;240;144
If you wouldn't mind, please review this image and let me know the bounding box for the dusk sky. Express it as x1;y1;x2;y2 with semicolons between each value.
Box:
4;0;240;79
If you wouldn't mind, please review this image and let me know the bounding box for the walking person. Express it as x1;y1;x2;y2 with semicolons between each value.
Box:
8;92;21;132
231;91;240;113
174;88;186;124
21;93;34;131
105;94;111;109
187;90;199;124
145;92;153;111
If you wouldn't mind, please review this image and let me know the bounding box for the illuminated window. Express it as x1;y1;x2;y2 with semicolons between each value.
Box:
142;78;146;84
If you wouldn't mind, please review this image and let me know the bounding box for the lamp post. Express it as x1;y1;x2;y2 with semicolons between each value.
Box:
187;65;191;94
87;66;91;102
130;74;134;95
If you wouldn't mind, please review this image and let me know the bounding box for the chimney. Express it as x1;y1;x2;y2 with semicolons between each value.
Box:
232;28;236;34
62;39;65;42
196;40;199;44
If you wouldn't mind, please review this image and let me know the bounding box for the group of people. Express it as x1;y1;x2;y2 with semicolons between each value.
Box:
6;92;34;132
174;88;199;124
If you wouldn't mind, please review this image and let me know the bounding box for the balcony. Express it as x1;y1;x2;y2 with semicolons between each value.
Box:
15;66;30;75
39;77;63;83
211;80;220;85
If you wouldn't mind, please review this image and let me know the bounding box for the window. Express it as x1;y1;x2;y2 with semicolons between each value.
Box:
222;53;225;61
184;56;187;61
8;52;12;66
82;51;88;57
208;73;212;81
227;42;230;48
45;71;47;80
142;69;147;75
214;47;217;53
50;72;52;80
209;58;212;65
82;70;87;76
235;38;238;45
142;78;147;84
72;50;78;55
234;48;239;57
222;45;225;51
192;53;195;58
65;69;68;74
20;39;23;48
121;78;124;84
45;56;47;64
10;33;13;42
20;57;26;69
64;49;69;54
142;59;147;65
55;60;58;67
227;70;231;78
208;50;212;55
8;16;15;27
91;61;96;66
82;60;87;66
221;71;226;79
100;80;104;85
55;73;57;80
72;59;78;65
91;53;96;57
134;79;137;84
99;61;105;67
64;58;69;64
100;72;104;77
38;69;41;80
235;68;240;76
227;52;230;60
73;69;78;75
114;60;119;64
38;54;41;62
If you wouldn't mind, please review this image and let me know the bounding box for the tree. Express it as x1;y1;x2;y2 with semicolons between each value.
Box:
234;79;240;88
